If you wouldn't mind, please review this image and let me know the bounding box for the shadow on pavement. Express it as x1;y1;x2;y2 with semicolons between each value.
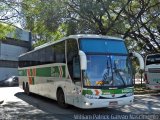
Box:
13;92;160;120
12;92;133;120
1;87;159;120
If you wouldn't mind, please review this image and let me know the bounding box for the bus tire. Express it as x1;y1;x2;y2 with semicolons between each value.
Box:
57;88;68;108
22;82;25;90
25;82;30;95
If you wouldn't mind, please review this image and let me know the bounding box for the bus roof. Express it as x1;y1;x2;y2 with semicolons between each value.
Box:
68;34;123;40
19;34;124;57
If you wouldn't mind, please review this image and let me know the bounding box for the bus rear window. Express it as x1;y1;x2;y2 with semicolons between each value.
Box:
79;38;127;54
146;54;160;65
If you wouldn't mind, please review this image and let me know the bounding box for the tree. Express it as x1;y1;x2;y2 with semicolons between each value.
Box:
66;0;160;53
0;0;21;22
21;0;67;44
0;22;14;38
120;0;160;53
0;0;22;38
21;0;160;53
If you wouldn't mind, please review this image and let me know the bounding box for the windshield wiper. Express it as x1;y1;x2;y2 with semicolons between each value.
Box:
101;58;113;85
114;62;126;87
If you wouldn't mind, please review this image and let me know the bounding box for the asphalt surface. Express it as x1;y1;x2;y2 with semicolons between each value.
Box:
0;87;160;120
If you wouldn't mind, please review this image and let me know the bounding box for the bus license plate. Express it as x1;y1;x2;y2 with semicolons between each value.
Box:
109;101;118;106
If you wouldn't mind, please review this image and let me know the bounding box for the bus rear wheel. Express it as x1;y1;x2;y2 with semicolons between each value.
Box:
57;89;68;108
22;82;25;90
25;82;30;95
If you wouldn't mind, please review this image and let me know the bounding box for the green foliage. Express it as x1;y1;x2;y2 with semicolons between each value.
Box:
0;23;14;39
21;0;160;54
0;0;22;40
32;40;46;48
21;0;67;42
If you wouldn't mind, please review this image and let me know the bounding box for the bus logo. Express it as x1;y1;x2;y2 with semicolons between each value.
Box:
51;66;65;78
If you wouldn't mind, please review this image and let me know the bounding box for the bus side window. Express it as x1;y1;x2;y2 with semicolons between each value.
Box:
28;54;33;66
55;41;65;63
33;51;40;66
25;54;30;67
45;46;54;64
39;48;46;65
67;39;81;82
73;56;81;79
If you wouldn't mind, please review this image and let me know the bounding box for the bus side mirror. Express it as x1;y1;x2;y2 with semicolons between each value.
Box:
79;50;87;70
130;52;144;70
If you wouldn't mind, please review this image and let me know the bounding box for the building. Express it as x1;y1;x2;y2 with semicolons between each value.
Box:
0;27;31;81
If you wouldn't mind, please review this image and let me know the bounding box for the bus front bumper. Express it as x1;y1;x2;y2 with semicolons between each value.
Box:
79;95;134;109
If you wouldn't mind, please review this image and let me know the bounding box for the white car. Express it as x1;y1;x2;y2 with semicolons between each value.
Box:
0;76;19;87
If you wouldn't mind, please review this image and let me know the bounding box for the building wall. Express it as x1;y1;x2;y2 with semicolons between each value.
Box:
0;43;29;80
7;28;30;42
0;28;31;81
0;68;18;80
0;43;28;61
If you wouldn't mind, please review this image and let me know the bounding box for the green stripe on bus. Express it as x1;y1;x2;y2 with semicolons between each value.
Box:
32;77;35;84
82;88;133;95
30;69;33;76
18;69;27;76
36;67;51;77
102;88;133;94
18;65;66;78
51;66;59;77
82;89;93;95
62;66;66;77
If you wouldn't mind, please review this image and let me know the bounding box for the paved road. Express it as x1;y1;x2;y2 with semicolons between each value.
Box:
0;87;160;120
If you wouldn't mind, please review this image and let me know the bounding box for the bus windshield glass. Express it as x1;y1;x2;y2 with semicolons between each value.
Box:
146;54;160;65
80;38;127;54
79;38;132;87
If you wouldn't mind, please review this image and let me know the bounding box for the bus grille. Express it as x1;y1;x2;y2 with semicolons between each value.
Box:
148;68;160;73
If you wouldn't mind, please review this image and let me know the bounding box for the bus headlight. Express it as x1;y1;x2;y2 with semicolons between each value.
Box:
84;102;92;106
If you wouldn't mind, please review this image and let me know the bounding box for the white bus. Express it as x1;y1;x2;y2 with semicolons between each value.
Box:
18;34;134;109
144;53;160;90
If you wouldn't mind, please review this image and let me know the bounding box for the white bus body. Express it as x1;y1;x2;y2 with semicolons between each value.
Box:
18;34;134;109
144;53;160;90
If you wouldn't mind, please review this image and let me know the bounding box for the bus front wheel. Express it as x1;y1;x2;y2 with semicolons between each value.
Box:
57;88;68;108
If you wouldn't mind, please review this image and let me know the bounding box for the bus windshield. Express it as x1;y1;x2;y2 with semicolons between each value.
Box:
79;38;132;87
80;38;127;54
146;54;160;65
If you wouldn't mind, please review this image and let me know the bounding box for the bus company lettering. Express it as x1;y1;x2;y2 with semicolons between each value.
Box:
85;94;99;99
102;92;110;95
51;67;60;77
122;88;133;93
